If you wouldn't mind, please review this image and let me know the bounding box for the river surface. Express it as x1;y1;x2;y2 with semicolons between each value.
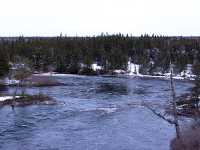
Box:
0;75;193;150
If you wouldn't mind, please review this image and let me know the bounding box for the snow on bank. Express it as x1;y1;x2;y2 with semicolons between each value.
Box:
0;78;20;86
1;62;195;85
0;96;20;102
113;70;126;74
29;62;197;80
125;71;195;80
127;74;190;80
35;72;67;76
126;62;195;80
34;72;86;78
91;63;103;71
34;72;195;81
5;79;19;85
127;61;140;75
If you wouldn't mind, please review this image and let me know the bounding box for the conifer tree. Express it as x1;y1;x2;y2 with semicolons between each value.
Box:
0;50;9;77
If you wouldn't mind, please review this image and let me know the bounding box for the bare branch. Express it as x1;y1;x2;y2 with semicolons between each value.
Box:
143;103;175;125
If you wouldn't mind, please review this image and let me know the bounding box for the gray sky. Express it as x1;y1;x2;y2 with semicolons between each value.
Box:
0;0;199;36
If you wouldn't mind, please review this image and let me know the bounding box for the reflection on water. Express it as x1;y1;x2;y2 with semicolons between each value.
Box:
0;86;7;95
96;82;129;95
0;76;193;150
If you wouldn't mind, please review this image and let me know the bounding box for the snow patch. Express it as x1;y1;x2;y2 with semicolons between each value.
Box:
0;96;20;102
127;61;140;75
113;69;126;74
179;64;195;79
34;72;85;77
91;63;102;71
4;78;19;85
126;63;195;80
35;72;66;76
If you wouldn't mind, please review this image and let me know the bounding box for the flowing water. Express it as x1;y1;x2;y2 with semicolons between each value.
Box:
0;75;193;150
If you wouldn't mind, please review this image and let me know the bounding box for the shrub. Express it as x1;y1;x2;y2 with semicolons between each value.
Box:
170;125;200;150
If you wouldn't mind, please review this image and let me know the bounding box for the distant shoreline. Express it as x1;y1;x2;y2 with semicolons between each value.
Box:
34;72;195;81
0;72;194;87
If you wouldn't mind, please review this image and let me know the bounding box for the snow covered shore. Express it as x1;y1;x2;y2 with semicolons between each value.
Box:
33;63;196;80
0;62;195;87
0;95;56;106
125;73;195;80
0;78;19;86
34;72;195;81
0;96;20;102
34;72;87;78
0;72;195;87
126;62;195;80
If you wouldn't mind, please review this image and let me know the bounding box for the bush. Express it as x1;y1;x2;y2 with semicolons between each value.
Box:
65;65;80;74
170;125;200;150
78;67;97;75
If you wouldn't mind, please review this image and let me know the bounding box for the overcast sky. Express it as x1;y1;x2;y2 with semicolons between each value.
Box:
0;0;199;36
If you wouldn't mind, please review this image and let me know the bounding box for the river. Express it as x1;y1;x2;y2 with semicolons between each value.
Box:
0;75;193;150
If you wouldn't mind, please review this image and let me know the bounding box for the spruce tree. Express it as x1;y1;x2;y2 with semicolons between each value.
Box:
0;51;9;77
192;63;200;98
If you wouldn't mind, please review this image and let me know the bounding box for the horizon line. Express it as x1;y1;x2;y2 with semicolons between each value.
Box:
0;33;200;38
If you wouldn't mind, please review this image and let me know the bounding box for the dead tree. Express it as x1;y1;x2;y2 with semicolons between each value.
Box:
143;60;181;139
11;56;32;108
170;62;181;139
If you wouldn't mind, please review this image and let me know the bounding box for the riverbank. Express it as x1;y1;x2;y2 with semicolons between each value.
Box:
35;72;195;81
0;70;195;87
0;95;56;107
0;75;67;86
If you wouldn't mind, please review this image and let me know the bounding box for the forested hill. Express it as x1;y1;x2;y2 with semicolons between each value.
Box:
0;34;200;75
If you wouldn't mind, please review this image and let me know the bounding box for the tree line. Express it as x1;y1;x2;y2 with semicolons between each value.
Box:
0;34;200;76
